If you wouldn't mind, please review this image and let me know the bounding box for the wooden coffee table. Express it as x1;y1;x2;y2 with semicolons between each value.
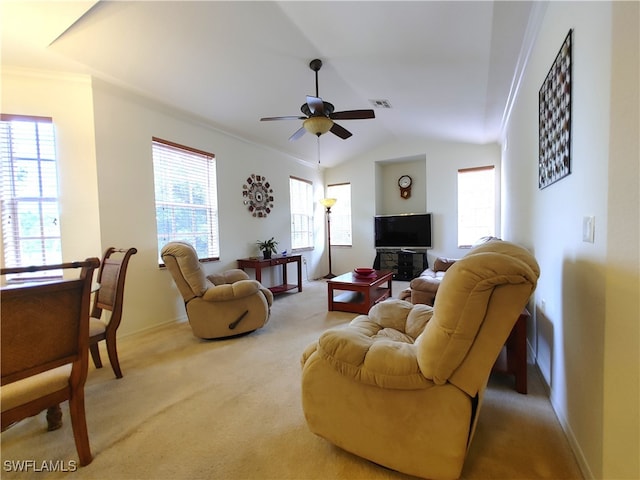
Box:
327;270;393;314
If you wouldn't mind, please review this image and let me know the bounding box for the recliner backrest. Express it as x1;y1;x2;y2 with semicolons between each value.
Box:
416;241;539;396
161;242;212;300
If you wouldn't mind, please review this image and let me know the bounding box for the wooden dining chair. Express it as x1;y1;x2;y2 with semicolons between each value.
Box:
89;247;137;378
1;258;100;466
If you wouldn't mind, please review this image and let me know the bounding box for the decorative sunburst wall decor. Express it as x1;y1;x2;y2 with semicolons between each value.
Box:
243;174;274;217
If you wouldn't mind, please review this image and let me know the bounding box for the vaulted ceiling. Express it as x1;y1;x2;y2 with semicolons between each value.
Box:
1;1;538;167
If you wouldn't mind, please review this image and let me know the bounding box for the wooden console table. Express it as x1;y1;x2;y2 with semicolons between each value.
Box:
237;255;302;296
492;308;530;394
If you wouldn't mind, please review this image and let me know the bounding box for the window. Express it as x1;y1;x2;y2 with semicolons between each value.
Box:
0;114;62;280
152;138;219;262
326;183;352;246
289;176;313;250
457;166;496;247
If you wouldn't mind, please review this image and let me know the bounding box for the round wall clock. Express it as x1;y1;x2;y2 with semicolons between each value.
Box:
398;175;412;199
243;174;274;217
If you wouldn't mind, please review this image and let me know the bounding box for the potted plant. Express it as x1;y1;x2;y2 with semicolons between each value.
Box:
256;237;278;259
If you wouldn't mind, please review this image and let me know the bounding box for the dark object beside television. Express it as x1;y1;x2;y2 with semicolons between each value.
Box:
374;213;432;249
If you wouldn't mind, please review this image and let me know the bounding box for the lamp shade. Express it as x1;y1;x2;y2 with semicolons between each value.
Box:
304;116;333;136
320;198;337;209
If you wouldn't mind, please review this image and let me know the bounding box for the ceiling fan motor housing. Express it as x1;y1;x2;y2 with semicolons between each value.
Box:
259;58;374;141
301;102;334;117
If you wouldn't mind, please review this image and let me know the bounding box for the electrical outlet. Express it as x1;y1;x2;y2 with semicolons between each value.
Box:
302;257;307;265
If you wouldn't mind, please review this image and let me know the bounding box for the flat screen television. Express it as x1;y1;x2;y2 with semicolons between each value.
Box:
374;213;432;249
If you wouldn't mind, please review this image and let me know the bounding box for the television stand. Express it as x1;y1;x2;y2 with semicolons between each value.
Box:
373;250;427;281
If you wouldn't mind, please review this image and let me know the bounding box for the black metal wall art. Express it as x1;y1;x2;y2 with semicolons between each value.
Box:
539;29;572;189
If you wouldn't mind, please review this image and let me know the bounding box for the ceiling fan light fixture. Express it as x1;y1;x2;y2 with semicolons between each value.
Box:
303;116;333;136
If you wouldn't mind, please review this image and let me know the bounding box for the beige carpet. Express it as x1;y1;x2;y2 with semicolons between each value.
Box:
1;280;582;479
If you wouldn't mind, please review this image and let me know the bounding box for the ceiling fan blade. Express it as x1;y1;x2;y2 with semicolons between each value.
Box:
288;126;307;142
330;123;352;140
306;96;325;115
261;116;306;121
330;109;376;120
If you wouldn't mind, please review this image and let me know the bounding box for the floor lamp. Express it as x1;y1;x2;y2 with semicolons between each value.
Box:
320;198;337;279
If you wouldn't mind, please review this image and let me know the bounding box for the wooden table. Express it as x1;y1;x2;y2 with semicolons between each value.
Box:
327;270;393;314
492;309;530;394
237;255;302;296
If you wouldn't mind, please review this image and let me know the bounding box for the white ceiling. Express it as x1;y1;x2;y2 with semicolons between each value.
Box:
1;1;538;167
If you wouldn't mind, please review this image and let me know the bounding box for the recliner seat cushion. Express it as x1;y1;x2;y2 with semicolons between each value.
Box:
315;300;434;389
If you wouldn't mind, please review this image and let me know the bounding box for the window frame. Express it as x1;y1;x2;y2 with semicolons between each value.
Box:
152;137;220;264
326;182;352;247
1;114;63;281
457;165;496;248
289;176;314;251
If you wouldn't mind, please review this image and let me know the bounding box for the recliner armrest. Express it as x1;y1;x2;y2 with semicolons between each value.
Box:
259;286;274;306
201;279;261;302
410;275;443;292
206;269;250;286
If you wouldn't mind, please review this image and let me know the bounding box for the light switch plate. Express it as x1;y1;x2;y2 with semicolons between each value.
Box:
582;216;595;243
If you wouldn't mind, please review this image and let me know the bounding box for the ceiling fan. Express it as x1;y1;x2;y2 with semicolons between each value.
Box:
260;59;375;141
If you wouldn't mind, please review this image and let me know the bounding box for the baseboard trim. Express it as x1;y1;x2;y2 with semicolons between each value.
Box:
530;352;595;479
119;316;188;341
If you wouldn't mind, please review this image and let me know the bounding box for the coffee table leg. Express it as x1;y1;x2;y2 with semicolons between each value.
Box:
328;284;334;311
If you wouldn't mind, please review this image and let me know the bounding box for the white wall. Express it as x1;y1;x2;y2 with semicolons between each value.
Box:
325;139;500;273
502;2;639;478
91;80;327;335
603;2;639;478
1;69;102;265
2;71;326;336
376;155;426;216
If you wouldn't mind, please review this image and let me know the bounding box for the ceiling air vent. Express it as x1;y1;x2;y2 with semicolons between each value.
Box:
369;99;392;109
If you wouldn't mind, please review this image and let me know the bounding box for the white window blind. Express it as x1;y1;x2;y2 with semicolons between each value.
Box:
152;138;219;262
457;166;496;247
1;114;62;280
289;176;314;250
326;183;352;246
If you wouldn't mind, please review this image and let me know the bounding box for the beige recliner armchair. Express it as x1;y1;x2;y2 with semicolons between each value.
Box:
161;242;273;339
301;240;539;480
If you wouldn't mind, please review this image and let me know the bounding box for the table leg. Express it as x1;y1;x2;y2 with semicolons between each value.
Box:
364;286;371;308
254;266;262;283
327;284;334;311
46;404;62;431
509;311;528;394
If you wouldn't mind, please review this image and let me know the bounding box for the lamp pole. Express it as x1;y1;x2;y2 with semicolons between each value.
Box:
320;198;337;279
